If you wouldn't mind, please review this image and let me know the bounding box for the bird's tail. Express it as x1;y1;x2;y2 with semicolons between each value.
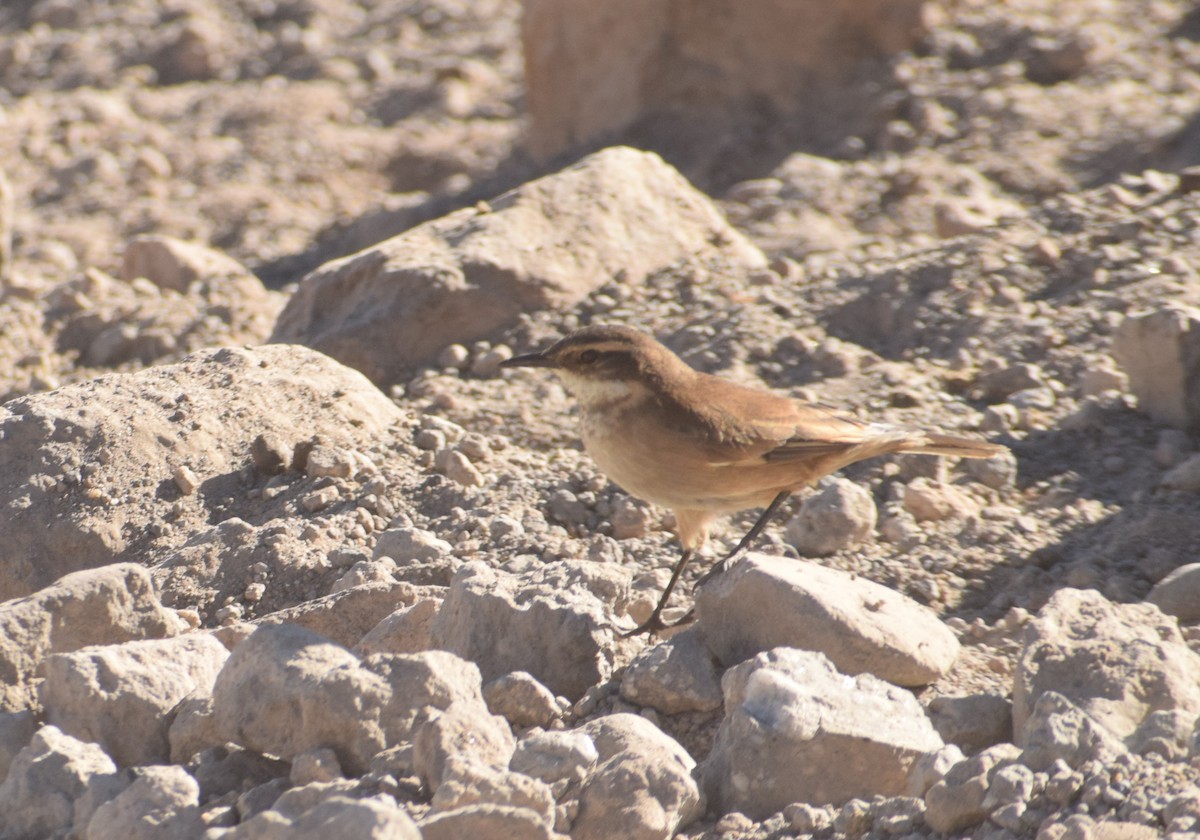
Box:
897;432;1008;459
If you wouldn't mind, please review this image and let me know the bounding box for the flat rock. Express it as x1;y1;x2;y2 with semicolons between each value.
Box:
702;648;944;817
0;344;404;603
0;563;186;712
695;553;959;686
430;560;629;700
271;146;765;384
1013;588;1200;744
1113;305;1200;431
41;632;229;767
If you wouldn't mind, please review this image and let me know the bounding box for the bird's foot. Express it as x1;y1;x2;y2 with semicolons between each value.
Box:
619;608;697;638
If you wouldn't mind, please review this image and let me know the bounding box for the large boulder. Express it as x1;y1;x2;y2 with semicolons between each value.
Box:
702;648;944;817
1013;589;1200;744
0;344;404;603
270;146;765;384
523;0;927;160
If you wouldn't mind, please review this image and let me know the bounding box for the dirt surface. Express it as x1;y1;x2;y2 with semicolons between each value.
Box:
5;0;1200;837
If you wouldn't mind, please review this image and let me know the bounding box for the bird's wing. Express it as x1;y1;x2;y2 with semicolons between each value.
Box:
675;375;882;464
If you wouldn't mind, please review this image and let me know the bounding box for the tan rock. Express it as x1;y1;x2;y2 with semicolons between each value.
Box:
0;563;185;712
572;714;702;840
1113;305;1200;431
1013;589;1200;744
431;560;629;700
40;633;229;767
270;146;765;384
523;0;927;160
121;234;253;294
696;553;959;686
0;345;404;603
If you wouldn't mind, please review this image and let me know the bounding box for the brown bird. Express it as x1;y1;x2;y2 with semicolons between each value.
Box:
502;324;1007;635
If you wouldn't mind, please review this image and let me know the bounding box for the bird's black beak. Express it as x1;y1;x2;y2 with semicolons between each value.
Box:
500;351;559;369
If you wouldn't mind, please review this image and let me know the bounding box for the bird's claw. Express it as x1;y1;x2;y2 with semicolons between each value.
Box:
618;609;696;638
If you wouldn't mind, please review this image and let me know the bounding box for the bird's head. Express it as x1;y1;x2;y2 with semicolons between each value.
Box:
501;325;685;407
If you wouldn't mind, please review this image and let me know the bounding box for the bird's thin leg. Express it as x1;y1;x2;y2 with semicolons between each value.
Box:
621;549;693;637
694;490;791;590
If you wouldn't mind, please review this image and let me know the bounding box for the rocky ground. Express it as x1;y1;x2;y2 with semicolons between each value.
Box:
4;0;1200;839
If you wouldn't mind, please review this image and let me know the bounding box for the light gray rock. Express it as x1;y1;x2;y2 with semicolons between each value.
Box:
784;478;877;556
420;804;564;840
431;560;629;700
0;725;126;840
412;701;516;793
696;553;959;686
509;730;599;787
619;628;723;714
702;648;943;817
431;758;556;824
212;624;494;777
1113;305;1200;431
1147;563;1200;622
1019;691;1128;771
355;598;441;656
210;624;389;775
572;714;703;840
41;633;229;767
84;764;205;840
271;146;765;383
0;563;186;712
0;711;35;785
483;672;561;729
1013;589;1200;744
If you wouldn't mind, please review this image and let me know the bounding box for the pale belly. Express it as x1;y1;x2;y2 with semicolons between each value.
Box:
578;412;785;513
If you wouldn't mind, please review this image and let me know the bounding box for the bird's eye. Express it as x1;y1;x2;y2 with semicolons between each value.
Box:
579;349;600;364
